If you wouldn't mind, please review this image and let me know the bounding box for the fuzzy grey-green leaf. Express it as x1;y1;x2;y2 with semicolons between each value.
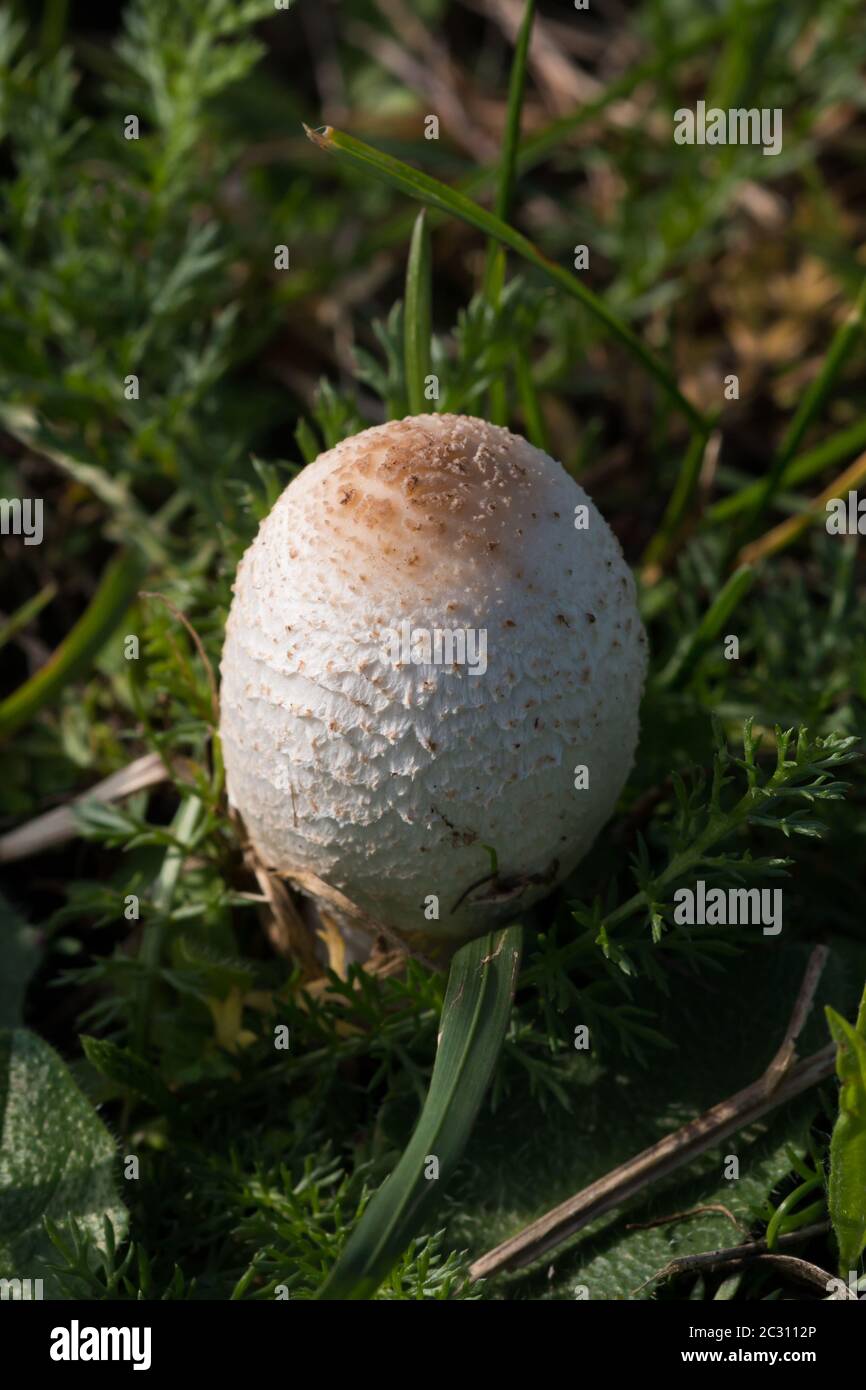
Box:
0;1029;127;1296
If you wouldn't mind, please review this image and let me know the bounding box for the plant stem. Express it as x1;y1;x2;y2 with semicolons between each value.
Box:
483;0;535;423
656;565;755;689
404;209;433;415
737;449;866;569
0;582;57;653
134;795;204;1056
515;341;548;451
642;427;717;575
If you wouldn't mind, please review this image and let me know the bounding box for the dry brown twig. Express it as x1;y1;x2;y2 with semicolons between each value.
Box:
0;752;185;864
625;1202;748;1235
737;448;866;569
243;846;322;979
631;1223;851;1299
469;946;833;1282
760;942;829;1096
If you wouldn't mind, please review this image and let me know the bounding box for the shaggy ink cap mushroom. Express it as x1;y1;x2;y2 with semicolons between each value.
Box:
220;414;647;943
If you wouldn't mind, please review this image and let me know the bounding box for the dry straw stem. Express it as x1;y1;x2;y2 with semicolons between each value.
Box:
470;1045;837;1281
469;948;832;1281
242;847;321;979
634;1225;852;1299
743;269;866;532
760;943;829;1096
0;752;181;864
708;417;866;525
285;866;448;974
625;1202;748;1235
737;447;866;568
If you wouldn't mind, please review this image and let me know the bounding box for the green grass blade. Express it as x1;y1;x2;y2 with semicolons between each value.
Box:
516;0;776;174
318;924;522;1300
642;428;715;573
487;350;509;426
485;246;509;427
359;1;779;266
483;0;534;424
0;549;146;741
764;1173;822;1250
656;565;755;690
404;208;433;415
483;0;535;294
707;416;866;524
39;0;69;58
306;125;708;434
134;795;205;1055
743;270;866;532
495;0;534;222
515;342;548;451
0;582;57;653
826;990;866;1275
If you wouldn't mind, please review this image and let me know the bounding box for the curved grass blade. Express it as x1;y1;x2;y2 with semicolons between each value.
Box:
318;924;522;1300
515;341;548;451
736;449;866;570
742;270;866;534
484;0;535;423
483;0;535;295
134;794;205;1056
0;549;146;741
656;565;755;690
764;1173;823;1250
404;208;433;415
0;581;57;653
826;986;866;1275
708;417;866;525
305;125;708;435
642;428;717;577
495;0;534;224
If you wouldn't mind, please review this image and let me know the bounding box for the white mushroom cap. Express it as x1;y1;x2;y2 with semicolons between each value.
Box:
220;414;647;942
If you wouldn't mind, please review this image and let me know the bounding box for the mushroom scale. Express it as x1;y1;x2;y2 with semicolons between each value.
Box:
220;414;648;942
